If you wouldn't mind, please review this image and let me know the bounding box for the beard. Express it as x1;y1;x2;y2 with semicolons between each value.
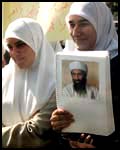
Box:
73;78;87;95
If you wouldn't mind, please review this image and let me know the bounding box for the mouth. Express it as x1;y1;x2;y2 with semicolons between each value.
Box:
74;80;80;84
15;57;24;64
74;37;86;41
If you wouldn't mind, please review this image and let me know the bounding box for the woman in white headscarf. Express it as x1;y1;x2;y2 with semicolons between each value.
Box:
2;18;58;148
64;2;118;58
50;2;119;148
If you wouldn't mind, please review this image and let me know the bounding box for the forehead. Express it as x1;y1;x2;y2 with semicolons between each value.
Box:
5;38;26;46
68;15;89;23
6;38;22;44
71;69;82;73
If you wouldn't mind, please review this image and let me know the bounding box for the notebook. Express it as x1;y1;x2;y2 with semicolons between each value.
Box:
56;50;115;136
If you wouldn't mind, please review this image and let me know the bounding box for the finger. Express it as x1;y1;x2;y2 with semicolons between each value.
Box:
85;143;95;148
52;108;73;117
79;133;85;143
52;108;64;115
69;141;78;148
50;114;74;122
70;141;95;148
90;138;94;144
80;133;85;138
52;120;74;130
84;135;92;143
51;119;73;127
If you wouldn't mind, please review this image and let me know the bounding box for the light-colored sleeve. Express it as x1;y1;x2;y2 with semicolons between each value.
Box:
50;41;63;53
2;92;57;148
62;84;73;97
62;86;69;97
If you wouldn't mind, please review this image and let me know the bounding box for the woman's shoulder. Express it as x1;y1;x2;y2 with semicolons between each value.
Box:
110;55;119;68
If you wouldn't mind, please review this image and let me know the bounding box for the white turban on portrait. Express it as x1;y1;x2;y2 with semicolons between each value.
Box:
65;2;118;59
69;61;88;73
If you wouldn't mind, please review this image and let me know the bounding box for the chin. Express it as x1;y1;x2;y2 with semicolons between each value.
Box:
76;46;87;51
74;43;86;50
76;44;95;51
76;45;90;51
17;63;25;69
18;65;25;69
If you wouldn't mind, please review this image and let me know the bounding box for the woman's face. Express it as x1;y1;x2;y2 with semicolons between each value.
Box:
6;38;35;69
67;15;97;51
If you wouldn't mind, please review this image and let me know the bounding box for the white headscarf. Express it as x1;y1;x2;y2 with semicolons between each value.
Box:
65;2;118;59
69;61;88;73
2;18;55;126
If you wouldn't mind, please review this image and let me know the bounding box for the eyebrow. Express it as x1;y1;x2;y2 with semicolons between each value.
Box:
68;18;89;24
15;40;25;45
7;40;25;46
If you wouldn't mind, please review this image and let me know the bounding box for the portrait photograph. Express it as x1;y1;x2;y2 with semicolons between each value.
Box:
62;60;99;99
56;51;115;136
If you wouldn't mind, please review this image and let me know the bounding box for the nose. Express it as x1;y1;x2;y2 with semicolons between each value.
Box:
72;24;81;36
10;46;20;53
74;74;79;80
12;46;17;51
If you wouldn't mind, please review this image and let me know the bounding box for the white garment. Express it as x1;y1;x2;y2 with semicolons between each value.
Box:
50;41;63;53
65;2;118;59
63;40;75;52
2;18;55;126
63;83;99;100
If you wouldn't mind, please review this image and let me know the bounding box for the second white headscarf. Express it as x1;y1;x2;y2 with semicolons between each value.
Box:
2;18;55;125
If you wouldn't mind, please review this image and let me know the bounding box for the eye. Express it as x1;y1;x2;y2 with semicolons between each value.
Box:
16;42;26;48
77;73;83;76
71;72;75;76
79;20;90;27
68;21;75;28
69;22;75;28
7;44;13;51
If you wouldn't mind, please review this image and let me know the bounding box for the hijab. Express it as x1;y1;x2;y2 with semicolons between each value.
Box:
65;2;118;59
2;18;55;126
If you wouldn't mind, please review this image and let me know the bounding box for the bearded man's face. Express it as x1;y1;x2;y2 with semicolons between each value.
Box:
71;69;87;94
